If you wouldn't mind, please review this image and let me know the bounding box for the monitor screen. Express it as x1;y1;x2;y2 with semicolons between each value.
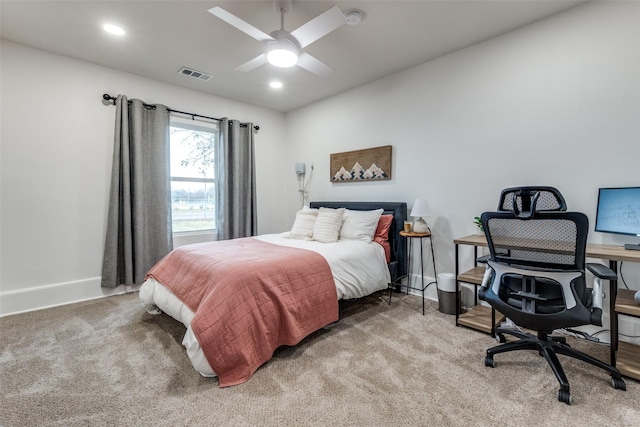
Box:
595;187;640;237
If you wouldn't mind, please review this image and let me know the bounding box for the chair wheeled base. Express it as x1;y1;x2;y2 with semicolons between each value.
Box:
484;327;626;404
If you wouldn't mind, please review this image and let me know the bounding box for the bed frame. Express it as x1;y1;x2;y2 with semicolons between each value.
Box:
309;201;408;283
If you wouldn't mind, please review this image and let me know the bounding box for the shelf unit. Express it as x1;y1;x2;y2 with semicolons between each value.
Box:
587;244;640;377
454;235;504;336
614;288;640;380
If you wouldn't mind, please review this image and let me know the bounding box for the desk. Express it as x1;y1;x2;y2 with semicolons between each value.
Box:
390;230;437;315
453;234;640;378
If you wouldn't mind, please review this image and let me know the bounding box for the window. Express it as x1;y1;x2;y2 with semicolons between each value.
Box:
170;118;218;234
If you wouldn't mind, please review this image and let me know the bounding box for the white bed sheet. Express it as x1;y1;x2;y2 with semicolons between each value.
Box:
139;233;391;377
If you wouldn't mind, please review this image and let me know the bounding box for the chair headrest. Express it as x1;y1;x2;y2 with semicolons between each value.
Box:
498;186;567;217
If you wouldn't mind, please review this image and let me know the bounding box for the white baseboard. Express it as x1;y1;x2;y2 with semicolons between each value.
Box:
0;277;140;317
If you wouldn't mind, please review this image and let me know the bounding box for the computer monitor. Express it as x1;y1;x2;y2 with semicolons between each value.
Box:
595;187;640;250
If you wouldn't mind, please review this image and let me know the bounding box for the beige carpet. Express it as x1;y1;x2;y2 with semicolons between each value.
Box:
0;291;638;426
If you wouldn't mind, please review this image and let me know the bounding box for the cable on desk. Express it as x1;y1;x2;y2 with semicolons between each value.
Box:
619;261;630;290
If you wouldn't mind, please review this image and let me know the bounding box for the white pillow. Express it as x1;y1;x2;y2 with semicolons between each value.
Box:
288;210;318;240
312;208;345;243
339;208;384;242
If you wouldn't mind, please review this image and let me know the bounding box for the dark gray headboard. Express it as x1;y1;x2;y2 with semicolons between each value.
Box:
309;201;408;283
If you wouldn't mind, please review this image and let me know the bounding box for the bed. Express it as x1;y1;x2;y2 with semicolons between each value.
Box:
139;201;407;386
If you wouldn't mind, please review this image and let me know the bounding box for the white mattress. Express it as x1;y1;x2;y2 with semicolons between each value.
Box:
139;233;390;377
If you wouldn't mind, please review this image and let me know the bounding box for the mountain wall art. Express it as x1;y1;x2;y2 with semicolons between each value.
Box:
330;145;392;183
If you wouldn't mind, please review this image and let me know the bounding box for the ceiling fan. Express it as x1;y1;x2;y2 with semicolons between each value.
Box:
208;0;349;76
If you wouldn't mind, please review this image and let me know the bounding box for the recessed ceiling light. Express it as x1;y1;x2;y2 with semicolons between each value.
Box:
270;81;283;89
103;23;125;36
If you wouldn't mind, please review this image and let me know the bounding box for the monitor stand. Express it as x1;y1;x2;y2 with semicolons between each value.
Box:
624;243;640;251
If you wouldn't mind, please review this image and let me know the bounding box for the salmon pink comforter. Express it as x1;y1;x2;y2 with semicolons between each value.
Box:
146;237;338;387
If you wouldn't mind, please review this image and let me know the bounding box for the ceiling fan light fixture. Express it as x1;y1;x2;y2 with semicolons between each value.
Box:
267;48;298;68
266;38;299;68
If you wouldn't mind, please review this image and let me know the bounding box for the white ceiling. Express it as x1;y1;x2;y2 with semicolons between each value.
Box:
1;0;587;112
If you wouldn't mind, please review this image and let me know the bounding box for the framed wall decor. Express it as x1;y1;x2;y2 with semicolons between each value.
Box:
330;145;392;183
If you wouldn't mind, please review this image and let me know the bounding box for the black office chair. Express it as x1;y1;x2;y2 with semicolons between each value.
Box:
478;186;626;404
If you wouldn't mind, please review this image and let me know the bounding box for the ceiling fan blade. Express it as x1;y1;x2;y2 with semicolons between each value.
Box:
290;5;346;48
235;54;268;72
208;6;274;42
296;52;334;77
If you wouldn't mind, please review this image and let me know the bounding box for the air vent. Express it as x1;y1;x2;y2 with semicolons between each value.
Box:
178;67;212;81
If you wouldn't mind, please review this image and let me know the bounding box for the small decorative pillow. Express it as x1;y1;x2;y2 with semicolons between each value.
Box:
374;214;393;240
374;214;393;263
339;208;384;242
313;207;345;243
288;210;318;240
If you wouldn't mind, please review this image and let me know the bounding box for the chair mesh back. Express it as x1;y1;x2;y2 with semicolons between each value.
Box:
483;211;588;270
485;217;576;268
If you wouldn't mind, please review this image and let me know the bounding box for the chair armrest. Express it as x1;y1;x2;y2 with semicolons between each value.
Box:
586;263;615;326
586;263;617;281
478;264;493;301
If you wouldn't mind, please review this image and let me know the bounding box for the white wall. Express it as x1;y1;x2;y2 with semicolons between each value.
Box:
284;1;640;336
0;40;288;314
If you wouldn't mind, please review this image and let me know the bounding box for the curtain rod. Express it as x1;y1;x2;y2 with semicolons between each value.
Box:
102;94;259;131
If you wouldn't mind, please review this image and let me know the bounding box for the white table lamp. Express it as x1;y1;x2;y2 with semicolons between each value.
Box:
410;198;429;233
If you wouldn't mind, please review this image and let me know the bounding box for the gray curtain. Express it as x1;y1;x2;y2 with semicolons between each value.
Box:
216;118;257;240
101;96;172;288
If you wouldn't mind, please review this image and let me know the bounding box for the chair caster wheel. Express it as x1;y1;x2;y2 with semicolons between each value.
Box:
484;355;495;368
558;389;571;405
611;377;626;391
495;333;506;343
